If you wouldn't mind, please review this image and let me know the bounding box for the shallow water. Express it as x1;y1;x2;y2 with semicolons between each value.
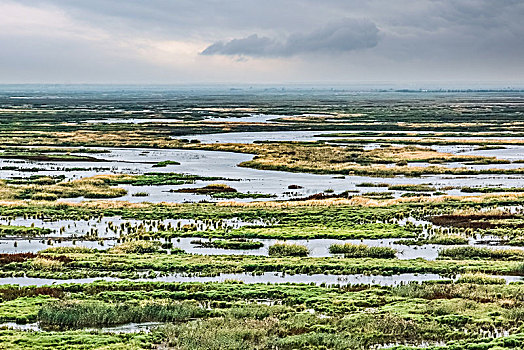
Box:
0;322;162;333
3;235;524;260
3;139;524;203
1;272;522;287
0;216;263;238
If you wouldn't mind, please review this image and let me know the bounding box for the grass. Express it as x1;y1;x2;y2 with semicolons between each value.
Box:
179;142;523;177
4;278;524;348
268;242;309;257
38;300;205;329
3;89;524;349
211;192;276;199
109;241;161;254
328;243;397;258
507;237;524;246
132;192;149;197
328;136;524;147
0;173;241;202
456;273;506;285
0;176;128;201
461;187;524;193
0;329;157;350
40;246;95;254
388;184;437;192
0;225;51;237
99;173;235;186
155;224;418;240
2;250;522;278
356;182;389;187
0;150;104;162
152;160;180;167
0;295;56;323
396;236;469;246
439;246;524;261
191;239;264;250
174;183;238;194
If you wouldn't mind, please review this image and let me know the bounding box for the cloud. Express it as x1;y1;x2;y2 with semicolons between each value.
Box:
201;18;380;57
0;0;523;83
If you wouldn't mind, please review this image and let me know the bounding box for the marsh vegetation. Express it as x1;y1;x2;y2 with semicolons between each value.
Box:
1;88;524;349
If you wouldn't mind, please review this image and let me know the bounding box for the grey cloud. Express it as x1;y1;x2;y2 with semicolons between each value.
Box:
201;19;380;57
2;0;523;83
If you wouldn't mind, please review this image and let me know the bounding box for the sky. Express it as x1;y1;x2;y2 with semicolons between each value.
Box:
0;0;523;85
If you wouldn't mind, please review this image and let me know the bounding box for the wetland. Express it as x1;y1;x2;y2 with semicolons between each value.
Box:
1;86;524;349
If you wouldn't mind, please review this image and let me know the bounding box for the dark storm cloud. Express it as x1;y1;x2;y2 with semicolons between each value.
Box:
201;19;380;57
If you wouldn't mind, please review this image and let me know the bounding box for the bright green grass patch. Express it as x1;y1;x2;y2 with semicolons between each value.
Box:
191;239;263;250
329;243;396;258
439;246;524;261
0;296;57;323
151;224;418;240
268;243;309;257
4;251;523;279
0;329;157;350
0;225;52;237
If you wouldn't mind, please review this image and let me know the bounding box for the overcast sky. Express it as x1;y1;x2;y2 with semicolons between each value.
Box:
1;0;523;84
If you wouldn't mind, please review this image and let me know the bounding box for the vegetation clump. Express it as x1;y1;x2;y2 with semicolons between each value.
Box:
175;183;237;194
329;243;397;258
100;173;235;186
152;160;180;167
439;246;524;260
38;300;205;329
388;184;436;192
0;225;51;237
268;242;309;257
396;236;469;246
461;186;524;193
183;142;524;177
109;241;161;254
456;273;506;284
132;192;149;197
211;192;275;199
40;246;95;254
0;176;128;201
191;239;263;250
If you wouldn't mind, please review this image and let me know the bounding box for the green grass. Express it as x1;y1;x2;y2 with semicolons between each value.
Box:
38;300;205;329
191;239;264;250
150;224;419;240
0;296;56;323
210;192;275;199
0;225;52;237
109;241;161;254
439;246;524;261
0;329;157;350
329;243;397;258
2;250;522;279
3;279;524;348
268;243;309;257
101;173;235;186
396;236;469;246
388;184;437;192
